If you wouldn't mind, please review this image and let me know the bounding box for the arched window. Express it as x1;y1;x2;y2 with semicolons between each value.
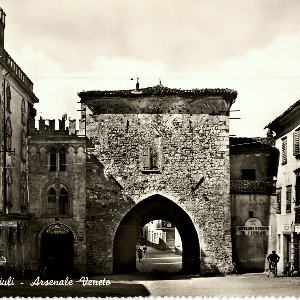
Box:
47;188;56;214
46;186;70;215
6;117;12;151
21;129;26;161
59;188;69;215
6;165;12;205
6;84;11;111
21;172;27;206
49;148;56;171
59;148;66;171
21;99;26;125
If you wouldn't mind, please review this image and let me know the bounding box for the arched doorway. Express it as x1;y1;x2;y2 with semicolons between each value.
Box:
40;223;75;278
113;194;200;274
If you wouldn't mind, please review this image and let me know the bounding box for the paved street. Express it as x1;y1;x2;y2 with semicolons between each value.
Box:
1;247;300;297
136;246;182;273
1;272;300;297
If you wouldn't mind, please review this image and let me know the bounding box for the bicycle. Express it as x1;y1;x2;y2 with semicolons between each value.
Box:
283;260;294;277
142;245;148;259
267;261;277;278
143;249;147;259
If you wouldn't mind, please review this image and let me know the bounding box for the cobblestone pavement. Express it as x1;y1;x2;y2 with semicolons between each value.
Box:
136;246;182;273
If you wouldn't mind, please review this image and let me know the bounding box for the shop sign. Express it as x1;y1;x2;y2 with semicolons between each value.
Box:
0;221;17;228
295;225;300;233
283;224;291;232
236;218;271;236
44;224;70;235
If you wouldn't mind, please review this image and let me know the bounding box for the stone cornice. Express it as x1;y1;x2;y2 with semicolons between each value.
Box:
78;85;237;103
78;85;238;115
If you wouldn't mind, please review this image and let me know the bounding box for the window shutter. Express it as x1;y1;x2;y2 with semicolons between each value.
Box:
152;149;159;170
294;130;300;156
276;188;281;214
286;185;292;213
142;148;149;170
282;138;287;165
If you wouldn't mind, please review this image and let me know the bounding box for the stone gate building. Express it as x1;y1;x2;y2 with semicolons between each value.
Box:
78;84;238;275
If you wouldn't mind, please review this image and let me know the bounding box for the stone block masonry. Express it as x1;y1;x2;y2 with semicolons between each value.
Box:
80;86;237;275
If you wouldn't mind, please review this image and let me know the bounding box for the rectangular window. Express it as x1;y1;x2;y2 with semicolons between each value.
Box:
276;188;282;214
286;185;292;213
242;169;256;180
282;137;287;165
141;147;159;172
294;128;300;156
278;234;281;253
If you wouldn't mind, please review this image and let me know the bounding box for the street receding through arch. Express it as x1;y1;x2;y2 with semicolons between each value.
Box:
113;194;200;274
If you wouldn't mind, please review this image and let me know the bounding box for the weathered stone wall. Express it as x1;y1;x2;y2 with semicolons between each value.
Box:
231;194;277;272
84;93;234;275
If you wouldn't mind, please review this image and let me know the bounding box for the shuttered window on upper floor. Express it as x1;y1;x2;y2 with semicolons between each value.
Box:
294;128;300;157
282;137;287;165
286;185;292;213
276;188;281;214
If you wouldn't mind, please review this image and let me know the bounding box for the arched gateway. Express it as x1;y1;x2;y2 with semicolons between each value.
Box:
39;223;75;277
113;194;200;274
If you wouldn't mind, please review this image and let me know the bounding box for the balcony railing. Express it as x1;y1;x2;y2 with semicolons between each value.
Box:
230;180;276;195
2;50;33;91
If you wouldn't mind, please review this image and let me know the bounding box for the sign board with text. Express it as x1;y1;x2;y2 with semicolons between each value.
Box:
0;221;17;227
295;225;300;233
236;218;271;236
44;224;71;235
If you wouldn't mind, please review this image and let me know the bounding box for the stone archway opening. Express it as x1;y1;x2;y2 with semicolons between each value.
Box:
113;194;200;274
40;223;75;278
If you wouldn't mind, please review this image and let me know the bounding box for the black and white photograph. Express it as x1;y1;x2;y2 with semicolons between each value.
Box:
0;0;300;297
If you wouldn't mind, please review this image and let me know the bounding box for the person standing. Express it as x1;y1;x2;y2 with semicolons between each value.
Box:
137;247;143;261
267;250;280;277
143;245;148;258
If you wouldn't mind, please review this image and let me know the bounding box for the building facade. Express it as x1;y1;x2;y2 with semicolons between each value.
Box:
265;100;300;275
0;7;39;275
27;117;87;276
142;220;182;252
79;84;237;275
230;137;279;273
0;6;285;277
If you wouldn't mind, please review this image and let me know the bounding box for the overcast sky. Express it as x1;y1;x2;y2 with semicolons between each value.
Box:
2;0;300;137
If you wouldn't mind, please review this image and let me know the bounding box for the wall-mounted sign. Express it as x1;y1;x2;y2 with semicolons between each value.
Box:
44;224;71;235
236;218;271;236
283;224;291;232
295;225;300;233
0;221;17;228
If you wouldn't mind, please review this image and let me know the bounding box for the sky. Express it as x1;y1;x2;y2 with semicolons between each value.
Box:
1;0;300;137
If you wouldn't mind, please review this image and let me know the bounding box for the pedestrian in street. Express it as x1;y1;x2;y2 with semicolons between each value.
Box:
267;250;280;277
137;247;143;261
143;245;148;258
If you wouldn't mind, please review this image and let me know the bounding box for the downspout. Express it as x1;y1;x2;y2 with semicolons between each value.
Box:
2;71;8;214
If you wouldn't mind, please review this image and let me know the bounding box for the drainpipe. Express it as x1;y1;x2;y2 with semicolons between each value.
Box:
291;224;298;273
2;72;7;213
